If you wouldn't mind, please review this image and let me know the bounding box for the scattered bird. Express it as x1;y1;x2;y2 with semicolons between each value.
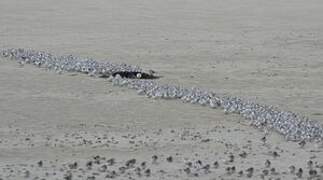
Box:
125;159;136;168
239;151;247;158
152;155;158;164
37;160;43;167
262;169;269;176
298;140;306;148
307;160;313;169
246;167;254;178
261;136;267;144
213;161;219;169
265;160;271;168
107;158;115;166
144;169;151;177
309;169;317;177
289;165;296;174
296;168;303;178
166;156;173;163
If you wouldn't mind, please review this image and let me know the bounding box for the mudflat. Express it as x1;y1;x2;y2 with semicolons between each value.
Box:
1;0;323;179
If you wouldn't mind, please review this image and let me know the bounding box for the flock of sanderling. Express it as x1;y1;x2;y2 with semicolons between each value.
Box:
1;48;323;142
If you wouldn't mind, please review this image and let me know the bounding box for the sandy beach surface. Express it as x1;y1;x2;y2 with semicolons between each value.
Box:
1;0;323;179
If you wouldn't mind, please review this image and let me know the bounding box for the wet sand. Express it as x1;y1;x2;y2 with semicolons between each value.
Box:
1;0;323;179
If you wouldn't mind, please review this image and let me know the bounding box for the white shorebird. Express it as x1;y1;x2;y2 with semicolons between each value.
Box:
2;48;323;142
